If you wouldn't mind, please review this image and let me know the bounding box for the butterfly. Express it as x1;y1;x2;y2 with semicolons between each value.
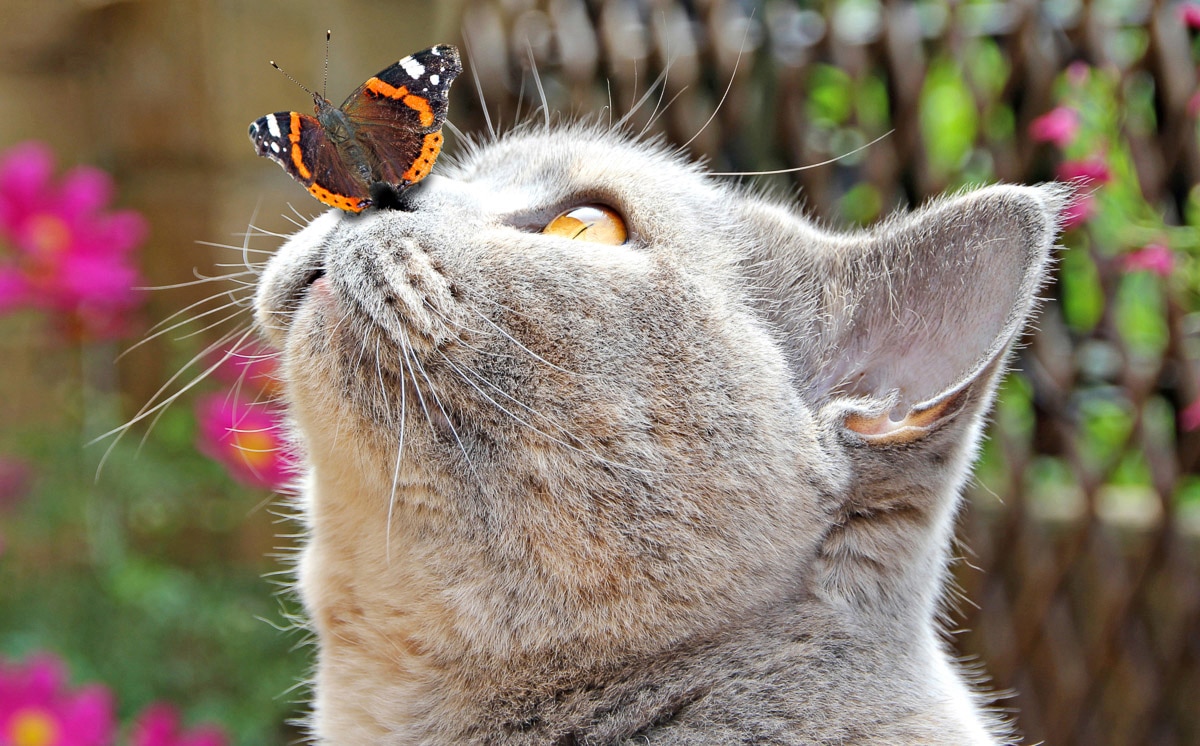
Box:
249;44;462;213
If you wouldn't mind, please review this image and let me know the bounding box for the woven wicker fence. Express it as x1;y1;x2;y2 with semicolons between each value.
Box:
448;1;1200;744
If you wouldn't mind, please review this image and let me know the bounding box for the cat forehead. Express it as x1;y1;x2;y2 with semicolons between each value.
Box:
447;125;713;196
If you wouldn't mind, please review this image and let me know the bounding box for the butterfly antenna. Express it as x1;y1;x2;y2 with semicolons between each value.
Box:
323;30;331;101
269;59;316;98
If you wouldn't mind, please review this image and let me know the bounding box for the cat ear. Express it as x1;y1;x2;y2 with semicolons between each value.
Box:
744;184;1067;444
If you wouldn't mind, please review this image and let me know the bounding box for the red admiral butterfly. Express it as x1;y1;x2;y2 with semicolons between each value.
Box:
249;44;462;213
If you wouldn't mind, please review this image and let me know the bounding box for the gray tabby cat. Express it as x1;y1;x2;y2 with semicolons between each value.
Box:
254;123;1065;744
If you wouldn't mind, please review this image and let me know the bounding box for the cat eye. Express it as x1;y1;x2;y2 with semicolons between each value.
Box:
541;205;628;245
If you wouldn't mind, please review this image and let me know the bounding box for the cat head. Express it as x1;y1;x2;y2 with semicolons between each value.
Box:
254;122;1064;656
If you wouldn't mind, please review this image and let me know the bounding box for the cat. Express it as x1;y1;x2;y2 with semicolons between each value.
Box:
253;121;1066;744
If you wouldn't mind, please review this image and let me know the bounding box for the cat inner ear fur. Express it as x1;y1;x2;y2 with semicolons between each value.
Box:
744;184;1066;432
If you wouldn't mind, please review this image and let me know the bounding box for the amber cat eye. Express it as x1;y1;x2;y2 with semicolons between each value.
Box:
541;204;628;245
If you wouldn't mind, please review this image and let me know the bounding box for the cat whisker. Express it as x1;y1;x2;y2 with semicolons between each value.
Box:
94;326;258;478
435;348;683;478
119;291;253;360
244;221;301;240
130;290;252;346
194;241;277;256
384;332;408;566
282;205;319;231
525;44;550;132
709;130;895;177
404;330;478;477
133;269;259;292
436;350;570;440
677;16;752;153
420;299;499;342
461;33;497;142
470;307;578;376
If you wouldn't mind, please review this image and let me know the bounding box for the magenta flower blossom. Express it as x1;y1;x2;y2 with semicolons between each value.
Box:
1060;192;1095;229
195;392;295;491
1181;2;1200;29
1181;397;1200;432
1057;158;1111;187
1029;106;1080;148
1121;243;1174;277
0;141;146;341
0;653;115;746
129;703;227;746
0;456;31;512
1065;61;1091;87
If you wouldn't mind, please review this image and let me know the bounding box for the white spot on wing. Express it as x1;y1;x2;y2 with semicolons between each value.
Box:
430;74;440;85
266;113;282;138
270;141;281;153
399;55;425;79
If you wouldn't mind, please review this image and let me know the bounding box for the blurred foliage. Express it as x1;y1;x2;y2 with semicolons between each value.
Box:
0;383;305;744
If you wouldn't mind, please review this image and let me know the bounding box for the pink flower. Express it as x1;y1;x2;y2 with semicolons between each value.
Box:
1065;61;1090;87
195;393;296;491
0;456;31;512
1189;90;1200;119
1121;243;1174;277
129;703;227;746
1181;2;1200;29
1029;106;1080;148
0;141;146;341
1057;158;1111;187
1181;397;1200;431
1060;192;1095;229
0;653;115;746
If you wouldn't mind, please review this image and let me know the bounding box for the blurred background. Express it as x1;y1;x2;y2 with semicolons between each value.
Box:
0;0;1197;744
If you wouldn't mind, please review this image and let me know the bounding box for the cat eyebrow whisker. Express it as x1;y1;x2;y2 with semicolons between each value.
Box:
641;86;688;141
709;130;895;177
636;12;677;140
677;15;752;153
461;32;496;142
615;64;673;133
525;44;550;132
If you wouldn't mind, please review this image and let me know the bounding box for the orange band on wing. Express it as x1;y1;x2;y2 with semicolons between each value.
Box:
401;131;444;184
363;78;436;127
307;183;367;213
365;77;405;99
402;94;435;127
288;112;312;180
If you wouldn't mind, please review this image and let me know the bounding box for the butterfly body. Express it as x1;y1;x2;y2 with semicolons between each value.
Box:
249;44;462;213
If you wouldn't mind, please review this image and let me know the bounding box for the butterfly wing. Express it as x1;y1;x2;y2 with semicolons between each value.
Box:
341;45;463;188
248;111;372;213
